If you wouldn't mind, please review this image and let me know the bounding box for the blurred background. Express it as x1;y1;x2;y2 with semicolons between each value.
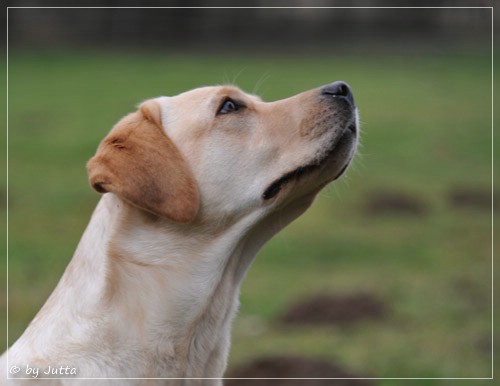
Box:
2;1;496;385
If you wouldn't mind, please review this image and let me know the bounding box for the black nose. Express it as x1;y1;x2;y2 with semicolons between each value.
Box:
321;81;354;105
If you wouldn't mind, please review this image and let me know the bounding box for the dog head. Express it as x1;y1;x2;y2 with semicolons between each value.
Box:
87;83;358;226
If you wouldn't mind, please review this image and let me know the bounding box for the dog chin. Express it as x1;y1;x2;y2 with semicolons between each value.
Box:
324;125;358;181
262;122;357;202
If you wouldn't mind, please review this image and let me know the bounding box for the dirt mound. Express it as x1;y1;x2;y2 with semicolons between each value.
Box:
364;191;427;216
280;293;387;327
226;355;373;386
449;187;493;212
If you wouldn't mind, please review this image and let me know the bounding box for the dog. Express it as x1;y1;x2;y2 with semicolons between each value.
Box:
2;81;359;385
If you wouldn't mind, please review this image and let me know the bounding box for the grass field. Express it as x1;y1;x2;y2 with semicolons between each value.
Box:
2;49;495;384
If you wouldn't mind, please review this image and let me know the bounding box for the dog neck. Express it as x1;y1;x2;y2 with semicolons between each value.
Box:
12;191;312;382
18;193;284;382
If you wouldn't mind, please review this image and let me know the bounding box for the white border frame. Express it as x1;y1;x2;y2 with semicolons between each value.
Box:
5;5;494;381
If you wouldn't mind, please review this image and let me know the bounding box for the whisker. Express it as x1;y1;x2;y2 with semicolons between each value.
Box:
252;72;271;96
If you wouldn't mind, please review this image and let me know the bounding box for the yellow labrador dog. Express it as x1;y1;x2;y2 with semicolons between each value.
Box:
2;82;359;385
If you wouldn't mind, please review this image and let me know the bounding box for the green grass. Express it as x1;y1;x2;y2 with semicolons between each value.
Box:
2;49;495;383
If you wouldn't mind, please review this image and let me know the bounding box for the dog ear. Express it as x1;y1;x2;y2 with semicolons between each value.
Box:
86;100;200;223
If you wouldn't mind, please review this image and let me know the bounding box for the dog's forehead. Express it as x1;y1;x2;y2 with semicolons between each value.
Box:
166;85;262;105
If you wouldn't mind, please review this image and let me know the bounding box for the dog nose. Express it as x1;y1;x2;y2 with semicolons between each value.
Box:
321;81;354;105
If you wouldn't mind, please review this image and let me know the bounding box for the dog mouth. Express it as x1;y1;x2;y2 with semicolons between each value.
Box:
262;123;356;201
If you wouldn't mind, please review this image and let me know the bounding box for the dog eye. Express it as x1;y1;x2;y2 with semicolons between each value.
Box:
218;99;239;115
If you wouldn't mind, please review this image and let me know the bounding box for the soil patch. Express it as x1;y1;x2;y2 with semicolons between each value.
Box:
0;188;5;209
364;191;428;216
449;187;493;212
226;355;373;386
280;293;388;327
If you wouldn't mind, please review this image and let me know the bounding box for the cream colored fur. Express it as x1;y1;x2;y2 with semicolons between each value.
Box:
1;84;359;385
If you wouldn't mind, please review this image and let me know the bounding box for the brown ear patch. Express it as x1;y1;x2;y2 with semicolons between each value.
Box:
87;100;200;223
